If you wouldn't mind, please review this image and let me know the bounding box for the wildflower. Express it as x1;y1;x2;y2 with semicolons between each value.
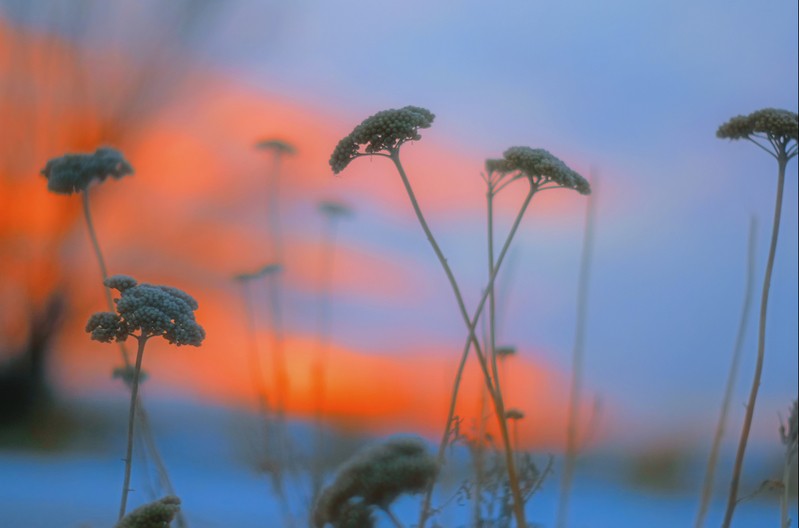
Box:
329;106;435;173
114;496;181;528
40;147;133;195
717;108;798;143
498;146;591;194
85;275;205;347
313;437;437;527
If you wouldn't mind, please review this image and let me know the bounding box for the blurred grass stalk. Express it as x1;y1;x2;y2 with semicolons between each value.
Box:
557;172;598;528
694;216;757;528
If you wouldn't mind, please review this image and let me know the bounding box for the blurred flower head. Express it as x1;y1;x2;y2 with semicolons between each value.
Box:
86;275;205;346
499;146;590;194
255;139;297;156
505;408;525;421
717;108;798;143
115;496;181;528
41;147;133;195
312;436;437;527
319;199;353;219
330;106;435;174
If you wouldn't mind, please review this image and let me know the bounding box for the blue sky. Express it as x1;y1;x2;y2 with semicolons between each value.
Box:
180;0;799;445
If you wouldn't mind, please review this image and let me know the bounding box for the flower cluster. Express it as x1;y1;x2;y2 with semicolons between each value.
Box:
493;146;591;194
114;496;181;528
717;108;798;142
255;139;297;155
41;147;133;195
329;106;435;174
313;437;437;527
86;275;205;346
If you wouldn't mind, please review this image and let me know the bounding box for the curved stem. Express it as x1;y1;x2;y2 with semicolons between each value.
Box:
694;216;757;528
722;154;788;528
312;216;339;502
409;156;536;527
119;335;147;520
557;176;598;528
83;189;183;523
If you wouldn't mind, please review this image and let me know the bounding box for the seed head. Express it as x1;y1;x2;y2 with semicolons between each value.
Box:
330;106;435;174
499;146;590;194
41;147;133;195
312;436;437;527
717;108;798;143
86;275;205;346
255;139;297;156
114;496;181;528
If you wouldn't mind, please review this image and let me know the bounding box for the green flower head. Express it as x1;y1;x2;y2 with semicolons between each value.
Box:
717;108;798;143
86;275;205;346
41;147;133;195
330;106;435;174
498;146;590;195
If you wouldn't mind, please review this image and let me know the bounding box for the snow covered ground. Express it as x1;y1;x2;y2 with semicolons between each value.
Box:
0;397;794;528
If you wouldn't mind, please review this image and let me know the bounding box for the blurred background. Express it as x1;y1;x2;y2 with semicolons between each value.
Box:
0;1;796;526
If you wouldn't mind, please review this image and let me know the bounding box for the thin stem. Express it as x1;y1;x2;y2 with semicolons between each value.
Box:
119;334;147;521
311;215;339;502
694;216;757;528
722;153;788;528
83;188;182;523
411;161;536;528
557;175;598;528
485;182;526;526
382;506;406;528
780;445;795;528
82;189;114;311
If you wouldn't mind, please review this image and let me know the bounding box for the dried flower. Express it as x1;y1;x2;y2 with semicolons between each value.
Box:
717;108;798;143
330;106;435;174
41;147;133;195
255;139;297;156
86;275;205;347
233;263;283;282
498;147;590;194
114;496;181;528
313;436;437;527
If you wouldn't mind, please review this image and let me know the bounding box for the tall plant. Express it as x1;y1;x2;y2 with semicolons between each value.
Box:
716;108;797;528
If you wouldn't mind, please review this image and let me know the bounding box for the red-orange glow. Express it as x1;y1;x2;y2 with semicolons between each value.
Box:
4;19;590;450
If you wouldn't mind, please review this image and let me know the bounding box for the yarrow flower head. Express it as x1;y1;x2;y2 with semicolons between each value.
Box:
86;275;205;346
496;146;591;194
717;108;798;143
41;147;133;195
329;106;435;174
114;496;181;528
255;139;297;156
312;436;437;527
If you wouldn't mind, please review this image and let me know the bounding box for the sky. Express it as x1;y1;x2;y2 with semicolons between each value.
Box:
1;0;797;454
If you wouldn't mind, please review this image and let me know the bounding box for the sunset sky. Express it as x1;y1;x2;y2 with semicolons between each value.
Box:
1;0;797;452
